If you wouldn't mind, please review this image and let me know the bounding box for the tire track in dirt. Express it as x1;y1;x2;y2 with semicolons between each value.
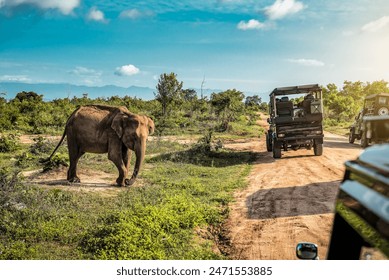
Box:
224;131;362;259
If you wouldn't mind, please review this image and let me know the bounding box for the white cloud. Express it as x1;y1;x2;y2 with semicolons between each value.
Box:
217;0;245;3
237;19;266;30
0;0;80;15
120;9;141;19
69;66;102;77
114;65;140;76
361;16;389;33
287;58;325;67
69;66;102;85
87;7;107;23
264;0;304;20
0;75;31;82
119;9;154;20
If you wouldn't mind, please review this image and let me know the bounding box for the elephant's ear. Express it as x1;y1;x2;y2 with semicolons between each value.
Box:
111;112;125;138
147;117;155;135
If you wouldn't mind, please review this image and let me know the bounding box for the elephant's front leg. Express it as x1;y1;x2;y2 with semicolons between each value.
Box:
108;149;127;187
122;146;132;186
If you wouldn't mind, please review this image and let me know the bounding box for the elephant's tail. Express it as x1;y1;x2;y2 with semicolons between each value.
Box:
46;106;80;161
47;127;67;160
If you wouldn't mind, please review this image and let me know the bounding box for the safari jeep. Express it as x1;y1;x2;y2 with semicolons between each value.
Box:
266;84;324;158
297;144;389;260
349;93;389;148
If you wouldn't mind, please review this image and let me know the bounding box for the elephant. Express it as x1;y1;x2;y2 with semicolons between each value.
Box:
48;105;155;187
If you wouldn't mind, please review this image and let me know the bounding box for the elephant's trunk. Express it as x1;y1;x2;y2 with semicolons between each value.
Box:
126;139;146;186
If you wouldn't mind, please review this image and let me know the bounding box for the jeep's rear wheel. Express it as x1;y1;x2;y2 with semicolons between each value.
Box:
266;132;273;152
314;143;323;156
348;129;356;144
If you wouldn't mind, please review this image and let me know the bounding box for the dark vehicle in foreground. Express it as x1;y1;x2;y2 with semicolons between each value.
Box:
349;93;389;148
266;84;324;158
297;144;389;260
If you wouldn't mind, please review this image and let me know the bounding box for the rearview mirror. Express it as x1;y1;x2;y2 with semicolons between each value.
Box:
296;242;318;260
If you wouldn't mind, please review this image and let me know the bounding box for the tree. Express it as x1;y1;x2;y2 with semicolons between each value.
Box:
342;80;364;103
364;80;389;96
15;91;43;102
210;89;245;131
155;72;183;117
245;95;263;125
245;95;262;108
182;89;197;102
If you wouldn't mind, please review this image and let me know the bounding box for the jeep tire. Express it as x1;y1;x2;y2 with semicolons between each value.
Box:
266;131;273;152
273;141;282;158
313;140;323;156
348;129;356;144
360;131;369;148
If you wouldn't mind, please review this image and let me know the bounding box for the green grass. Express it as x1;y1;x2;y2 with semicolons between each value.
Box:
0;138;253;260
323;119;352;136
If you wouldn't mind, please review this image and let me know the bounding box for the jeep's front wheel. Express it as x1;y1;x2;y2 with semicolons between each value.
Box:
360;131;369;148
348;129;356;144
273;142;282;158
314;142;323;156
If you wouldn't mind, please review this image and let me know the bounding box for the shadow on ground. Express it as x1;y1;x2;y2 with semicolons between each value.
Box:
31;179;118;188
246;180;341;219
324;140;361;150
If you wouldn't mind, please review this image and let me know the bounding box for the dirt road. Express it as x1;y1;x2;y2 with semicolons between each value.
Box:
224;131;362;260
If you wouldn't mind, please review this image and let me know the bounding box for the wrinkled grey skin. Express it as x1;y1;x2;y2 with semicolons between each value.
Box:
49;105;155;187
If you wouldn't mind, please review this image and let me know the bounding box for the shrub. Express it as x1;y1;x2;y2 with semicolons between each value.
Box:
42;153;69;172
15;152;34;168
80;190;215;260
0;134;20;153
29;136;53;155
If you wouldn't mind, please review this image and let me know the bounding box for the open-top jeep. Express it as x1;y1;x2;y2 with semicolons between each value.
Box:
349;93;389;148
266;84;324;158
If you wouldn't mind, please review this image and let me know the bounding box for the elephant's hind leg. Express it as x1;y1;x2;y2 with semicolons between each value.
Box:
67;138;84;183
67;152;83;183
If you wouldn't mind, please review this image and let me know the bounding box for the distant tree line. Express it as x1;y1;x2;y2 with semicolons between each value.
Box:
2;74;383;135
0;72;267;135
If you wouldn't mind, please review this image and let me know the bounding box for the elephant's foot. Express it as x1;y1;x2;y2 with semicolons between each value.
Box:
117;177;136;187
125;178;136;186
68;177;81;183
116;177;126;187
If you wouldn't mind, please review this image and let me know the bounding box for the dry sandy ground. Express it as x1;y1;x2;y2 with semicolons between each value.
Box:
223;131;362;260
25;166;124;198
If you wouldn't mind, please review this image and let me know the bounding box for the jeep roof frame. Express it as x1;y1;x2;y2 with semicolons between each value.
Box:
365;92;389;100
269;84;322;97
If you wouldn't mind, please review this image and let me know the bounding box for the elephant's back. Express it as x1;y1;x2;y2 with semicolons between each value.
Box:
67;105;113;152
77;105;107;117
71;105;114;130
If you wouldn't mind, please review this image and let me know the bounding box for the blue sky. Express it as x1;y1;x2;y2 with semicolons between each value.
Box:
1;0;389;97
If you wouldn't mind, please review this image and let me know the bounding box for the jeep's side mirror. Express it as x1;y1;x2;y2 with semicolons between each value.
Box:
296;242;318;260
